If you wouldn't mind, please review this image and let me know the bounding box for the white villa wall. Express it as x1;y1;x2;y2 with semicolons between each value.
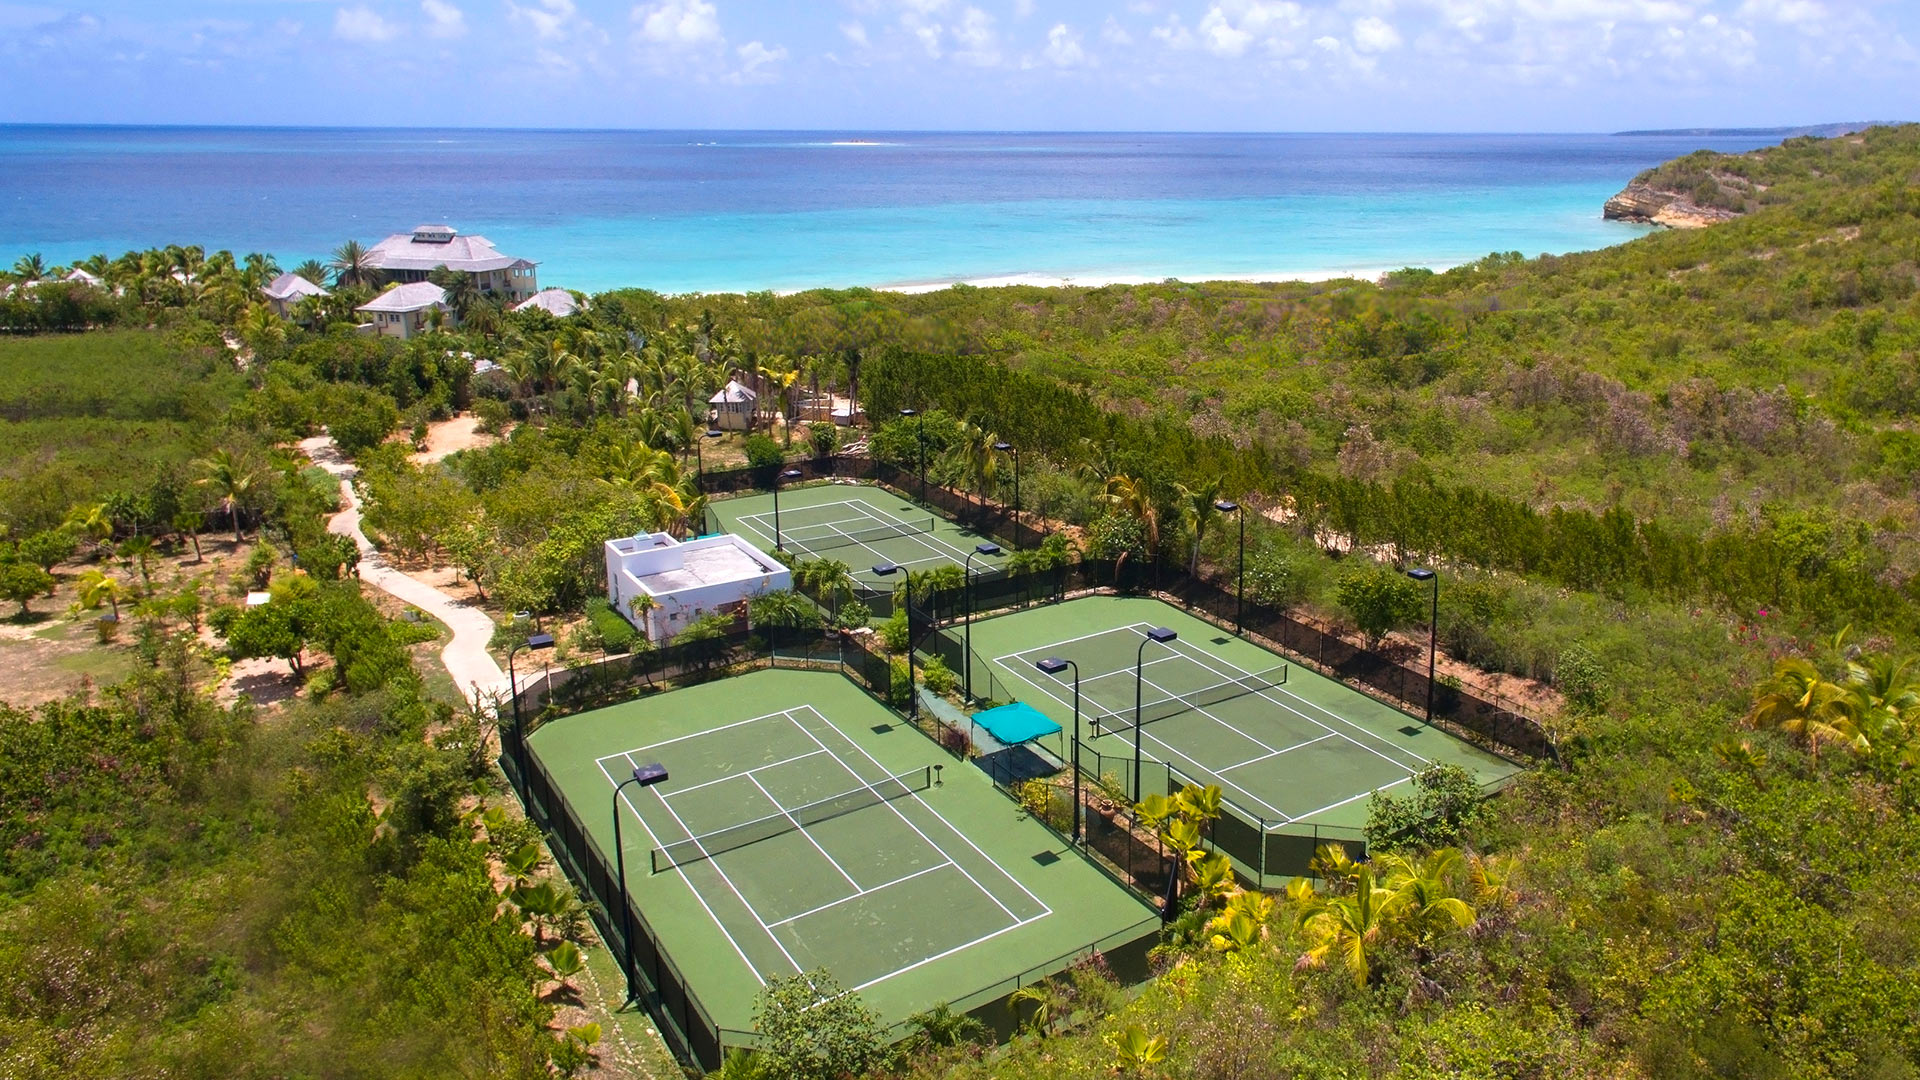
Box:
604;532;789;644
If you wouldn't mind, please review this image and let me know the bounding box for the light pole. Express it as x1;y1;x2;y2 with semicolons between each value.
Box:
507;632;556;784
1406;567;1438;721
1133;627;1177;800
1215;499;1243;634
772;467;803;550
963;542;1002;701
1036;657;1082;841
696;426;721;476
899;407;926;503
872;562;912;718
993;441;1020;527
612;761;670;1006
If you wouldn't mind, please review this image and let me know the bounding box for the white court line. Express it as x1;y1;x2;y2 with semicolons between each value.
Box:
1161;638;1434;772
766;861;957;928
785;705;1051;920
596;709;794;764
846;913;1047;997
1284;774;1415;822
595;756;767;985
634;752;809;977
653;749;829;797
744;771;862;891
1216;732;1338;774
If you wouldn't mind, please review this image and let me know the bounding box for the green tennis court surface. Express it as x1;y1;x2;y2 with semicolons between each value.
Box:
528;668;1157;1034
709;482;1009;585
972;597;1523;834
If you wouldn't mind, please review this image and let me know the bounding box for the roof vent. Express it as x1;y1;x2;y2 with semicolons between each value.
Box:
411;225;456;244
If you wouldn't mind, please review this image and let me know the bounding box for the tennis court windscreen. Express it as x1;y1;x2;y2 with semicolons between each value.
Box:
649;766;933;873
784;516;937;554
1090;665;1289;738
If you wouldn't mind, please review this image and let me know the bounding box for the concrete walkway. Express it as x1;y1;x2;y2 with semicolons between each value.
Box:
300;436;507;706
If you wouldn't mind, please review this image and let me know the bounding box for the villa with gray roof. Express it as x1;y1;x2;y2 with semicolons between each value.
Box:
364;224;538;303
261;272;329;318
357;281;449;340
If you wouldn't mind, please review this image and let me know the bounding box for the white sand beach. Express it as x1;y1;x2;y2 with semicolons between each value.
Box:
872;265;1446;294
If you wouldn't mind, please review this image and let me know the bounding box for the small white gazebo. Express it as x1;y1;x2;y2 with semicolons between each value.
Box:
708;379;758;431
512;287;582;318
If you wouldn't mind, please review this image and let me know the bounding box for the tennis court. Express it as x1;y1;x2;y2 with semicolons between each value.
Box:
528;668;1158;1040
709;482;1009;586
971;597;1522;839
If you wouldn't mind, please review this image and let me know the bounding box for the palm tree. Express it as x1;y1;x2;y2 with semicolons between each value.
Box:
241;252;280;287
11;253;46;281
1843;652;1918;750
115;535;157;594
76;569;128;620
195;449;256;544
1745;656;1867;759
1295;864;1398;987
1100;473;1160;555
1376;848;1476;953
946;421;1001;506
292;259;330;288
1177;477;1227;576
329;239;378;289
238;302;287;357
63;502;115;556
429;264;480;320
907;1002;983;1049
1007;979;1071;1036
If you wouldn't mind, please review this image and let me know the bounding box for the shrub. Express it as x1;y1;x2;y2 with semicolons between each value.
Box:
1335;564;1425;647
1365;763;1487;851
584;598;638;654
880;609;910;652
1555;644;1609;712
807;421;839;459
835;598;872;630
921;655;958;695
1245;547;1305;607
744;433;785;471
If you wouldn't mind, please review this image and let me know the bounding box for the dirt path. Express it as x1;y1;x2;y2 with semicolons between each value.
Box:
301;435;506;705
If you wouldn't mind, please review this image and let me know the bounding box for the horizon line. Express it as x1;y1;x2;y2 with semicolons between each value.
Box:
1;120;1890;138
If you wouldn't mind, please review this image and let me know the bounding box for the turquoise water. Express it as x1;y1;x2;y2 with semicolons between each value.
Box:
0;128;1776;293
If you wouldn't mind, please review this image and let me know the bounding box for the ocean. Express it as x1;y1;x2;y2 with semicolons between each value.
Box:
0;127;1778;295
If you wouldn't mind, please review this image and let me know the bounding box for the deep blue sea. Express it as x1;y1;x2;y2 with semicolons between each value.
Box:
0;128;1778;294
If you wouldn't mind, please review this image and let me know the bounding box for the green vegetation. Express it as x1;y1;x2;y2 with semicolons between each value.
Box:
4;127;1920;1077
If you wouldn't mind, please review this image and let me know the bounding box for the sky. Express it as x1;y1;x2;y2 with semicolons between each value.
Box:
0;0;1913;132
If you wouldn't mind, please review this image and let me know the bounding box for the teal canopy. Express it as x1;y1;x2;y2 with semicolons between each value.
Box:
972;701;1061;745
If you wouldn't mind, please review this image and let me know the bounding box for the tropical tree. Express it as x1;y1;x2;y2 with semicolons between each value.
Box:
329;239;378;289
946;420;1002;505
1375;848;1476;954
428;264;480;320
172;510;206;563
1843;652;1918;752
115;534;157;594
291;259;330;287
0;562;54;616
1294;863;1399;987
238;302;287;357
1100;474;1160;556
1744;656;1868;759
1176;476;1227;576
75;569;128;619
194;449;257;543
1107;1025;1168;1074
63;502;115;555
11;252;46;281
906;1002;984;1049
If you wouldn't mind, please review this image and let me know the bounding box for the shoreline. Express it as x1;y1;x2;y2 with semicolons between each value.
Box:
849;265;1446;296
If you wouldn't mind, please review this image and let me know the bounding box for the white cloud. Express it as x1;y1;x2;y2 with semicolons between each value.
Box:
1014;0;1036;17
1151;14;1194;48
1101;16;1133;45
1738;0;1827;24
1043;21;1088;65
510;0;578;41
634;0;722;47
1351;14;1400;51
421;0;466;39
841;19;870;46
952;5;999;64
730;38;787;81
333;5;398;43
1194;0;1303;57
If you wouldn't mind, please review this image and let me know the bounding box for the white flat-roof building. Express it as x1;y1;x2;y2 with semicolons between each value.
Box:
512;287;582;318
357;281;449;340
364;224;538;303
605;531;790;644
261;272;329;318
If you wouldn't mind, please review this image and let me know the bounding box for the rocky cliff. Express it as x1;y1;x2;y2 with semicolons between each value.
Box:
1602;182;1746;229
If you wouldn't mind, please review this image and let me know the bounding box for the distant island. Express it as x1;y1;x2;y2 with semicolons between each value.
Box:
1614;122;1898;138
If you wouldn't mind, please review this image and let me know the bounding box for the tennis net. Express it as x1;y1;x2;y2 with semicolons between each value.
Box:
650;766;933;873
782;516;937;555
1089;665;1290;739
